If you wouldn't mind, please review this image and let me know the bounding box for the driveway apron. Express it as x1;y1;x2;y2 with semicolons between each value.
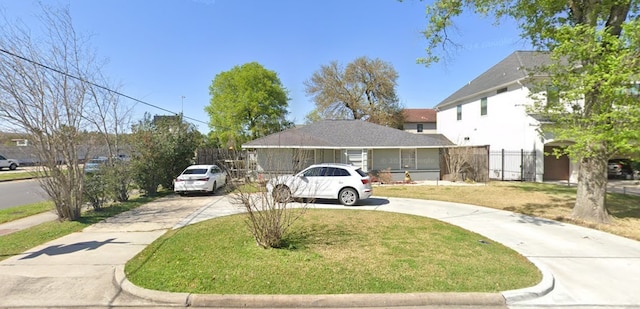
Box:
0;194;233;308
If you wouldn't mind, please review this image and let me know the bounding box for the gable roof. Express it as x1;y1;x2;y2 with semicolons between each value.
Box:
242;120;453;149
436;51;551;110
403;108;436;123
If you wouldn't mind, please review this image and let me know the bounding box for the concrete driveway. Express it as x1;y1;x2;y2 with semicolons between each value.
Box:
1;193;639;308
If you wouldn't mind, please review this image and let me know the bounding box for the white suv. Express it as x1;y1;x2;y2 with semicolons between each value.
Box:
0;154;20;171
267;163;373;206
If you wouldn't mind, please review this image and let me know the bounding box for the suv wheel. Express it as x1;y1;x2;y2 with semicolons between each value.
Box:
339;188;358;206
273;185;291;203
9;163;17;170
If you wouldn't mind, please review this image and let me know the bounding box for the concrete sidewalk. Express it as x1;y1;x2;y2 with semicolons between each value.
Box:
1;194;639;308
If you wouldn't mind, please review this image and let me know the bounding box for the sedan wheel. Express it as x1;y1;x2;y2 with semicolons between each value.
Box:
208;181;217;195
339;188;358;206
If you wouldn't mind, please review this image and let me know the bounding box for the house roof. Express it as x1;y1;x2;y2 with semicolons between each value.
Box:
403;108;436;123
436;51;551;110
242;120;453;149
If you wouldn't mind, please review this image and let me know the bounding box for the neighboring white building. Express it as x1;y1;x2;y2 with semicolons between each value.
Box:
435;51;577;182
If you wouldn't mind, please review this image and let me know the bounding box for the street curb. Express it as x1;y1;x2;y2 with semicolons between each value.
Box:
501;259;555;303
115;266;507;308
114;265;191;306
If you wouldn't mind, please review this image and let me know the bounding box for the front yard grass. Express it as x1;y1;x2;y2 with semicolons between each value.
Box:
126;209;540;294
374;181;640;241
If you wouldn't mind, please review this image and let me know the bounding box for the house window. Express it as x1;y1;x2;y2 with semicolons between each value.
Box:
400;149;416;170
480;97;487;116
456;105;462;121
417;124;423;133
496;87;507;94
546;86;559;106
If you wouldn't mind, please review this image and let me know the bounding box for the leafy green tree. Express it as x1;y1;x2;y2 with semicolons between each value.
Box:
205;62;292;149
417;1;640;223
129;114;202;195
304;56;405;128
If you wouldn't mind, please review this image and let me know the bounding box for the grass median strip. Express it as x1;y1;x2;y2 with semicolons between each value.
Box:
0;171;42;182
126;209;541;294
0;201;54;224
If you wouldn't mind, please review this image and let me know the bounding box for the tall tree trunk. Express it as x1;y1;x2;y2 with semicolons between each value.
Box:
572;156;610;224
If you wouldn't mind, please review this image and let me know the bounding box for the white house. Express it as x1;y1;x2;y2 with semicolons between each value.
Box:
435;51;577;182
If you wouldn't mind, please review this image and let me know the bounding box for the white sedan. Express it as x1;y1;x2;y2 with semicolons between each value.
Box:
174;164;227;195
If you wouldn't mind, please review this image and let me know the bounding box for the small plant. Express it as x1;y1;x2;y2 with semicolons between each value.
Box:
378;168;393;184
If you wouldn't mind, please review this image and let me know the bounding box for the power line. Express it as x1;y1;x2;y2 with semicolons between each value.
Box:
0;47;209;126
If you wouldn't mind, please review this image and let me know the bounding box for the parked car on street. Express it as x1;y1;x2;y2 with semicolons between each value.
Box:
84;157;109;174
174;164;227;195
608;158;637;179
266;163;373;206
0;154;20;171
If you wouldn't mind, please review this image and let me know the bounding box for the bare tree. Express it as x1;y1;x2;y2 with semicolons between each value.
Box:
441;145;488;183
304;56;405;128
228;148;315;249
0;4;126;220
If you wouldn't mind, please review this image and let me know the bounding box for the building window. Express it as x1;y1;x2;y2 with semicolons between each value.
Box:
417;124;423;133
456;105;462;120
546;86;559;106
480;97;487;116
400;149;416;170
496;87;507;94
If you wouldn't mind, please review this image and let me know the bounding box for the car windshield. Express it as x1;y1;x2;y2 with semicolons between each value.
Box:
182;168;208;175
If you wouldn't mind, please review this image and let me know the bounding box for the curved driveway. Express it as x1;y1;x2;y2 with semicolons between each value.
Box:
0;194;639;308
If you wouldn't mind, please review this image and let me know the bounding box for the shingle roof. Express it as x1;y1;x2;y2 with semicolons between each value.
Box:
403;108;436;123
242;120;453;149
435;51;551;109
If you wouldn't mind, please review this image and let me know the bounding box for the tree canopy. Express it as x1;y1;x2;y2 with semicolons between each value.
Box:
205;62;292;149
304;56;405;128
418;0;640;223
129;114;202;195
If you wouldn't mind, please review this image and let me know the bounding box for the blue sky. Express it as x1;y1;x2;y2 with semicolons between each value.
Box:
1;0;529;132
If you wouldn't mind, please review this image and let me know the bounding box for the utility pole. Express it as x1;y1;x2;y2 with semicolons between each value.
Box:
181;95;186;115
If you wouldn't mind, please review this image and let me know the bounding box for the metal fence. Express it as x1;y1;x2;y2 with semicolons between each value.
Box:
489;149;536;181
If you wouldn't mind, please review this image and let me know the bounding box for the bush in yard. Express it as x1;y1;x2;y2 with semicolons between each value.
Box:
229;150;313;249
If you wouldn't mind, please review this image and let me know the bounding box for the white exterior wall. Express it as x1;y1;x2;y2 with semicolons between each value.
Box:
437;85;546;182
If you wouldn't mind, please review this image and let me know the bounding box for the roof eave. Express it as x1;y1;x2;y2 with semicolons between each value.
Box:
436;78;528;110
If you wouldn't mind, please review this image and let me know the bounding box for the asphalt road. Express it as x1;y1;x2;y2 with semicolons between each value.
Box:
0;178;49;210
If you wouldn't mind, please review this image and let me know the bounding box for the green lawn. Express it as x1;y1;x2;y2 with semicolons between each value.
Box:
126;209;541;294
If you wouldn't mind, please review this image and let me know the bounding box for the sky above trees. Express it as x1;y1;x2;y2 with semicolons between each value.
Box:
0;0;527;132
